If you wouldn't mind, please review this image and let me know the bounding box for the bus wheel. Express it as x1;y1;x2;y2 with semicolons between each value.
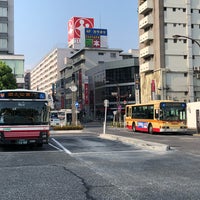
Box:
132;123;136;132
148;124;153;134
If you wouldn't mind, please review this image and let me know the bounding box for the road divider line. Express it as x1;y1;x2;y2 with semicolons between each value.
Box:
49;143;63;151
51;138;72;155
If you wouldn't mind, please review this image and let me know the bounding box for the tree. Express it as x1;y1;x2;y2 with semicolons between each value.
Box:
0;61;17;90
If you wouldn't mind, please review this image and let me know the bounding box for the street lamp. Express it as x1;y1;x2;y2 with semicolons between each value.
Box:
173;34;200;47
172;34;200;102
69;83;77;126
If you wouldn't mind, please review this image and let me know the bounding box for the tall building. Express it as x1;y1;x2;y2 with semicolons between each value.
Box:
139;0;200;103
30;48;77;95
0;0;24;88
0;0;14;54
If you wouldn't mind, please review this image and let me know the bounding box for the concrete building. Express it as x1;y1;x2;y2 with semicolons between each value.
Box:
138;0;200;103
57;48;125;115
30;48;77;97
0;0;14;54
0;54;24;88
0;0;24;88
86;52;139;120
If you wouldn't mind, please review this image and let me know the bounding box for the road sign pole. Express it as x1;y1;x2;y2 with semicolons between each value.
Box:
103;99;109;134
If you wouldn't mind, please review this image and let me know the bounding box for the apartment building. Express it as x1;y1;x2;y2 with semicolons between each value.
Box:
30;48;77;95
139;0;200;103
0;0;24;88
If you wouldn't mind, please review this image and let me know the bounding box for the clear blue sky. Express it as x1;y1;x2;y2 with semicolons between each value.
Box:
14;0;139;70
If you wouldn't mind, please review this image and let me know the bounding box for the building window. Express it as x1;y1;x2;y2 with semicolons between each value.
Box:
173;8;176;12
174;39;177;43
164;7;167;11
165;39;168;43
110;53;116;58
183;39;187;43
193;55;195;59
98;52;104;55
191;9;193;13
183;8;186;12
0;7;7;17
184;55;187;59
0;23;7;33
184;73;187;77
98;61;104;64
0;38;7;48
191;24;194;28
173;24;176;27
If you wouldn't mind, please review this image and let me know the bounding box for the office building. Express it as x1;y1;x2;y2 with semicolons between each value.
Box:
57;48;124;113
0;0;24;88
86;52;139;120
139;0;200;102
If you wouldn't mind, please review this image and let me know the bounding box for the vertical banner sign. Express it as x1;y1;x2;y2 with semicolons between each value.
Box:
135;74;140;104
151;80;156;100
84;83;89;104
78;70;82;109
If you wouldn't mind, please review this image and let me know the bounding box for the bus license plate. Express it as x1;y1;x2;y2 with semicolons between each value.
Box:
17;139;27;144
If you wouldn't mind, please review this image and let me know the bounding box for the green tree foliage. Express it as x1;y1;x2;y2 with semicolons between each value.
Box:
0;61;17;90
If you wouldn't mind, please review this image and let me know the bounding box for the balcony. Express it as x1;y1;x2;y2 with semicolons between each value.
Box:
139;0;153;14
140;60;154;73
139;15;153;29
139;30;153;43
140;46;154;58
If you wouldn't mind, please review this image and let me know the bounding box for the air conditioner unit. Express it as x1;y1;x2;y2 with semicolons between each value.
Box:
194;66;198;72
196;74;200;79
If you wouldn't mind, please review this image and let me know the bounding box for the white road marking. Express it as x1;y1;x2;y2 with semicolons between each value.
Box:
49;143;63;151
51;138;72;155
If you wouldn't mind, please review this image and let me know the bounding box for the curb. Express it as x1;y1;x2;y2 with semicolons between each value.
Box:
99;134;170;152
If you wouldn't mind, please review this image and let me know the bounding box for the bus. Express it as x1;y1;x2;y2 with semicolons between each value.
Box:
125;100;187;134
0;89;52;146
50;109;79;126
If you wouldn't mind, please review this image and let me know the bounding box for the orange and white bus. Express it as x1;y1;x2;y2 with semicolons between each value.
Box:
0;89;52;146
125;100;187;134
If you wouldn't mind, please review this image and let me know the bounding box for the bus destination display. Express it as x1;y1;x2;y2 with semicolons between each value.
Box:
0;91;46;99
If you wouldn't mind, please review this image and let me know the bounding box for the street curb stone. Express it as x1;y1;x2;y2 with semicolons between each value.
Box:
99;133;171;152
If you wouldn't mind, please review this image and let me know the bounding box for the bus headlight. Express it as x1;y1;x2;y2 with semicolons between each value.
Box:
40;132;47;138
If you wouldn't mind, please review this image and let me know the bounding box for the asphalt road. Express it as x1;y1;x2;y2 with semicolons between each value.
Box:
0;125;200;200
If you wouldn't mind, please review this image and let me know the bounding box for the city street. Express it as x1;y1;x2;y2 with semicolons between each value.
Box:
0;125;200;199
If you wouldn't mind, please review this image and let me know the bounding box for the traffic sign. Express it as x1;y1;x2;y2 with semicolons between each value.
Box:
75;102;79;107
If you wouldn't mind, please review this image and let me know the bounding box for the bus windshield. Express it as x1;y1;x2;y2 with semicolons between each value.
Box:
160;102;186;121
0;101;50;125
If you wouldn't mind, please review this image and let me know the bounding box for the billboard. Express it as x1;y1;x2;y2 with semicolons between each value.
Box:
82;28;108;48
68;17;94;48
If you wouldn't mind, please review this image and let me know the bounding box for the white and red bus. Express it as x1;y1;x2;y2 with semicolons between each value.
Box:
125;100;187;134
0;89;52;146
